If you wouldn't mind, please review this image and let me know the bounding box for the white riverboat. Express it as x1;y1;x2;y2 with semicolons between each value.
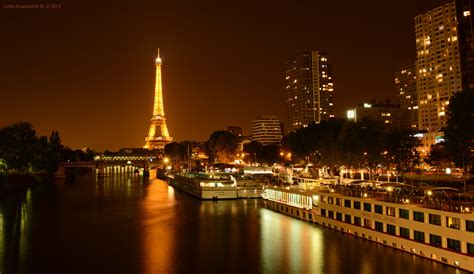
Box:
262;182;474;272
169;172;263;199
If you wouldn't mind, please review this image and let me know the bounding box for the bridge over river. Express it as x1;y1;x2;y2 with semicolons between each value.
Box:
58;155;162;178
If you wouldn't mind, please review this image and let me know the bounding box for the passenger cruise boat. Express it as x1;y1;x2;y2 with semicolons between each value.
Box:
262;181;474;272
169;172;263;199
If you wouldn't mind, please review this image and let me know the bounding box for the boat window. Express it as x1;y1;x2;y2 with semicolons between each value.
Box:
399;209;409;219
364;203;372;212
466;220;474;232
354;201;361;210
447;238;461;252
354;216;361;226
344;199;351;208
386;206;395;216
429;214;441;226
345;214;351;223
413;211;424;222
387;224;396;235
467;243;474;255
414;230;425;243
446;217;460;229
429;234;442;247
399;227;410;239
375;221;383;232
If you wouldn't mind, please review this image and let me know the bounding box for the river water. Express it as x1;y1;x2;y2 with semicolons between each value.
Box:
0;173;467;274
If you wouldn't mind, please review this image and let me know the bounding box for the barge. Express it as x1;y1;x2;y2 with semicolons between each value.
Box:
262;183;474;272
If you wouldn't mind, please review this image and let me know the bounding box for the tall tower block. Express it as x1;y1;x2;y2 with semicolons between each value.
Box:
284;51;335;133
144;48;172;149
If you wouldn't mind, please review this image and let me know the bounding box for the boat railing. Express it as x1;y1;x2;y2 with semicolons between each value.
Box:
328;186;473;214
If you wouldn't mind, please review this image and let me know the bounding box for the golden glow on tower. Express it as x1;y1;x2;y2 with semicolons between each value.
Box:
153;48;164;117
144;48;172;149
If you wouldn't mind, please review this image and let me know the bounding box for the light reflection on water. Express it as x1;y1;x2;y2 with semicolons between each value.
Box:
0;174;468;274
260;208;324;273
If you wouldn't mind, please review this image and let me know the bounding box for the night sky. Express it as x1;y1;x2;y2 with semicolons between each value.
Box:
0;0;449;150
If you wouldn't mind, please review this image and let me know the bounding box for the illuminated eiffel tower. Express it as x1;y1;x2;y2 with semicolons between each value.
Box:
144;48;172;149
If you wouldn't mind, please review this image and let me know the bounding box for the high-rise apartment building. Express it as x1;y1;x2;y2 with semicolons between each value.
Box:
415;2;464;148
285;51;334;133
395;63;418;129
251;115;283;145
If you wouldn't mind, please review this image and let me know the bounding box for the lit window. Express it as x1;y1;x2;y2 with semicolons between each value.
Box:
464;10;471;17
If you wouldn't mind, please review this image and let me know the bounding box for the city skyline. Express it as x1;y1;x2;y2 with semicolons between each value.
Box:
0;0;449;150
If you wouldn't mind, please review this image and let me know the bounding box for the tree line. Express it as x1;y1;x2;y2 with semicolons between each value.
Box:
0;122;95;174
426;89;473;175
282;118;420;174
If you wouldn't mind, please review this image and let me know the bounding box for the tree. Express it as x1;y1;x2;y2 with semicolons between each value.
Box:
316;119;345;173
0;122;37;172
243;141;263;163
383;129;420;172
164;142;181;163
257;144;280;165
425;143;449;172
443;90;474;175
178;141;193;161
206;130;238;164
339;118;384;174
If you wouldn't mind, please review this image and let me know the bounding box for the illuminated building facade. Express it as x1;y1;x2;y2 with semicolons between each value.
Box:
285;51;334;133
251;115;283;145
414;2;464;148
346;102;404;128
395;63;418;129
144;49;172;149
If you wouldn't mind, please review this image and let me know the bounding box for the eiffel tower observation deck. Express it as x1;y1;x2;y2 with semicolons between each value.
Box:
144;48;172;149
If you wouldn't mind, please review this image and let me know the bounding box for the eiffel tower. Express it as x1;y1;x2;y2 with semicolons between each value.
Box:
144;48;172;149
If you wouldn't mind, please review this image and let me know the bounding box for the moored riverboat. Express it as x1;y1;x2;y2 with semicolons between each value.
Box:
262;182;474;272
169;172;263;199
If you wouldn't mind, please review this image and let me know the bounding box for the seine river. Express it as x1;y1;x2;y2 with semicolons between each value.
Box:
0;173;467;274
